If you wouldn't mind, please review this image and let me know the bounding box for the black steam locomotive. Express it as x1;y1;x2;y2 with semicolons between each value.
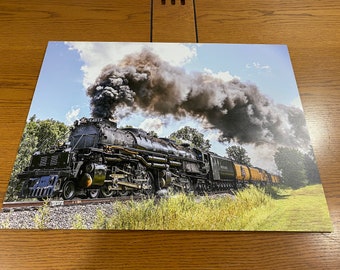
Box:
18;117;279;200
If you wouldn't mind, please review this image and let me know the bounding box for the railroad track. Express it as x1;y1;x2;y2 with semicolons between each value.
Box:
1;189;236;213
0;195;142;212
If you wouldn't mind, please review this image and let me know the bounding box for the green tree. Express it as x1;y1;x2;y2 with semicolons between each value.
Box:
274;147;308;189
304;146;321;184
5;116;69;201
169;126;211;151
226;145;252;166
148;130;158;138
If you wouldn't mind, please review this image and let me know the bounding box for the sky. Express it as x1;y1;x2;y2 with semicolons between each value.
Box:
27;41;307;172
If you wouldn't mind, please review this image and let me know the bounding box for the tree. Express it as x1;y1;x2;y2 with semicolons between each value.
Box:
148;130;158;138
304;146;321;184
274;147;308;189
169;126;211;151
5;116;69;201
226;145;252;166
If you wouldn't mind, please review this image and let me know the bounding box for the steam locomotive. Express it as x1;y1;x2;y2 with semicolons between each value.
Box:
18;117;280;200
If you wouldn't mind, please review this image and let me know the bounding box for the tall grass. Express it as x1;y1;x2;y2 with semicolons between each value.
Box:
34;199;50;229
104;186;273;230
71;213;86;229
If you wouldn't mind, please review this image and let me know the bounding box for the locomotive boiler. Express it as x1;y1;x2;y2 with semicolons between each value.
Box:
18;117;279;200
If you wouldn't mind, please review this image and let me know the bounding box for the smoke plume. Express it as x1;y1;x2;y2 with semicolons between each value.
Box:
87;48;310;147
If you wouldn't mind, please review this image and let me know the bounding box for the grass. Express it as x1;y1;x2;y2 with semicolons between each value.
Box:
99;184;332;231
253;184;333;231
104;186;274;230
72;213;87;229
33;199;50;229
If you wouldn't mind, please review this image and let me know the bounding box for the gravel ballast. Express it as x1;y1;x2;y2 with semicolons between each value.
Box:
0;203;115;229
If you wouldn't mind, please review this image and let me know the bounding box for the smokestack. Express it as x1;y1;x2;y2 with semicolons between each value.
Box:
87;48;309;147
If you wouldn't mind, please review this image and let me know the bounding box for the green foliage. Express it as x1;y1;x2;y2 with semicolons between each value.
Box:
106;199;158;230
263;185;283;199
303;147;321;184
226;145;252;166
34;200;50;229
274;147;320;189
0;215;11;229
147;130;158;138
274;147;307;189
72;214;86;229
5;116;69;201
92;209;107;229
105;187;273;230
169;126;211;151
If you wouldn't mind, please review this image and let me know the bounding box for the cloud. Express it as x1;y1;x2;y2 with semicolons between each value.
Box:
244;143;278;172
205;129;223;142
66;107;80;125
290;96;304;110
139;118;163;135
66;42;197;89
203;68;239;82
246;62;271;71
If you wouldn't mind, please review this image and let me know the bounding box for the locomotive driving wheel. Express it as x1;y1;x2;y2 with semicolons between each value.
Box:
99;183;115;198
87;189;100;199
183;178;194;194
118;185;130;196
62;180;76;200
142;171;154;197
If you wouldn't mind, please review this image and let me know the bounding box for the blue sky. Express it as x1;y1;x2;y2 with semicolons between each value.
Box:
29;42;88;124
184;43;300;105
27;42;305;171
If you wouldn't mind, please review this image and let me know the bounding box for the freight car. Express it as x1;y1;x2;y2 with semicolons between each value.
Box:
18;117;279;200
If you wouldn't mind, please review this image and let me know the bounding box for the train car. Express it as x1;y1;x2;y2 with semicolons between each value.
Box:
207;153;237;190
269;174;280;184
257;168;270;185
233;163;251;187
248;167;263;184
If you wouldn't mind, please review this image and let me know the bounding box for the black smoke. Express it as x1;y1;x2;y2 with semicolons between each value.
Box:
87;48;310;147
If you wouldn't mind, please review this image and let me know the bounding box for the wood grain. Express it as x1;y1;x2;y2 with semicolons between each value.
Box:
152;0;197;42
0;0;339;269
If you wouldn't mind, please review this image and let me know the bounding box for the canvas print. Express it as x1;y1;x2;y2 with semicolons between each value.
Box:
0;42;332;231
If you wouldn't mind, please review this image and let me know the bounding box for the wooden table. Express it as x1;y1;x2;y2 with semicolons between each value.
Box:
0;1;339;269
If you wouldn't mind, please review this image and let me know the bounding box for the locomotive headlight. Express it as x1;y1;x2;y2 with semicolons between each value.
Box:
81;173;93;188
85;163;95;173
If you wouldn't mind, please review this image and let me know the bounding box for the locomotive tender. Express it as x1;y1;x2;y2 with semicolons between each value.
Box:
18;117;279;200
